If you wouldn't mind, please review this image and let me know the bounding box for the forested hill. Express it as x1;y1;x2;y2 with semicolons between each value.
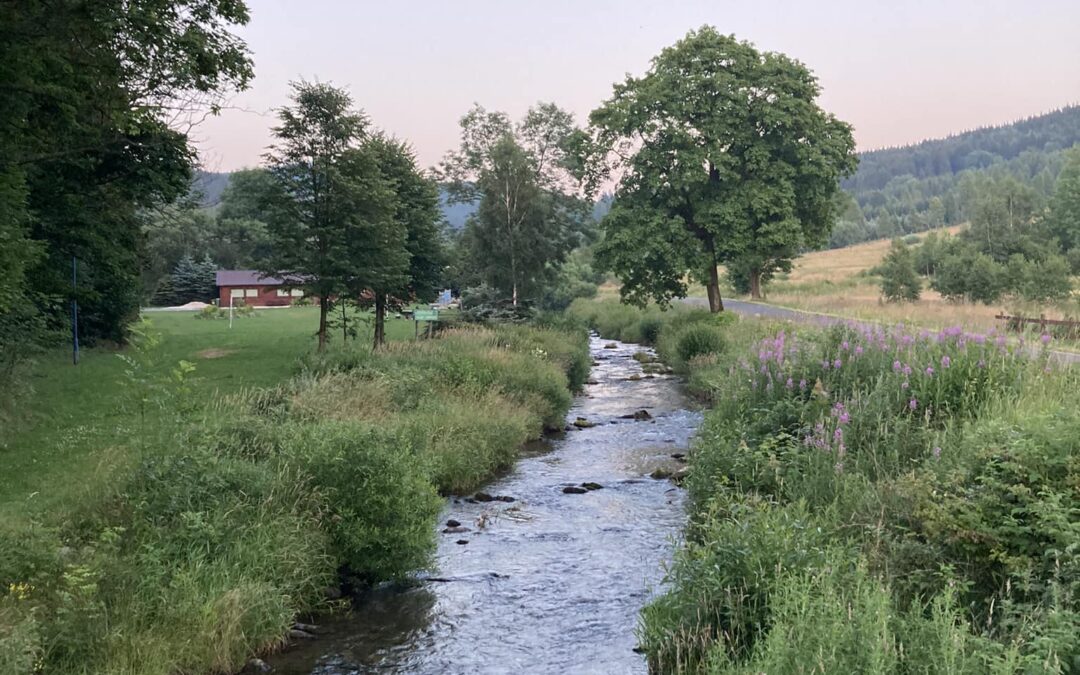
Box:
832;105;1080;248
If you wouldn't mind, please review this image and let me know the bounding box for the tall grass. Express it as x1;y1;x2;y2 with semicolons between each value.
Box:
641;319;1080;672
0;324;588;674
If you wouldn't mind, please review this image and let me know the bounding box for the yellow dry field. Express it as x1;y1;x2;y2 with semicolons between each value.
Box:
763;226;1079;335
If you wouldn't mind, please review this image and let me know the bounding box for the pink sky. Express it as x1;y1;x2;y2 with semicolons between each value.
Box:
193;0;1080;173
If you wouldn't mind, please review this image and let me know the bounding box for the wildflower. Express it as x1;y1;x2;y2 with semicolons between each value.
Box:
1041;333;1052;345
833;358;842;369
901;381;909;390
839;410;850;425
834;461;844;474
854;345;864;356
821;359;830;370
841;340;850;351
785;377;794;389
834;428;844;442
932;446;942;460
925;366;934;376
902;365;912;376
892;360;902;373
977;359;986;369
799;379;807;391
909;398;918;411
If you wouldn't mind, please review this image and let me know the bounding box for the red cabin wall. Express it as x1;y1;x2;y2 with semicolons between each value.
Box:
217;285;301;307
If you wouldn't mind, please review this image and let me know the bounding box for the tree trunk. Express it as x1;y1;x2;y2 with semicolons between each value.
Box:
705;239;724;313
373;293;386;349
317;296;329;351
749;268;763;300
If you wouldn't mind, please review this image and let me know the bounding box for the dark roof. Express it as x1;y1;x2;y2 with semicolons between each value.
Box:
215;270;300;286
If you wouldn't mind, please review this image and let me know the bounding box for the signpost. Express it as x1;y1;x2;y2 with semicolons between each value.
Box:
413;308;439;338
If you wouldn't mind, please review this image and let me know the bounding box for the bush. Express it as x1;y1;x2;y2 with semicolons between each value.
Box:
284;423;441;583
878;239;921;302
673;324;727;364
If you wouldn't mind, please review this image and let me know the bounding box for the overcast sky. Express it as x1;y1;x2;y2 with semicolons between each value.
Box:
193;0;1080;173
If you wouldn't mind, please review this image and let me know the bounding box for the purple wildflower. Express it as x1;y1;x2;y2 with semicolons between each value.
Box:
1041;333;1052;345
799;379;807;391
932;446;942;460
833;358;843;369
785;377;794;389
925;366;935;376
941;355;951;369
909;398;918;411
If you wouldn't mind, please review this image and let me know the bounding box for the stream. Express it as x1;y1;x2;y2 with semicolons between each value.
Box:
265;334;703;674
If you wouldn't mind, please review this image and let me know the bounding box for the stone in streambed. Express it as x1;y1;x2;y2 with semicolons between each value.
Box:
293;622;319;634
672;467;691;484
446;519;461;527
474;492;495;502
493;495;515;503
456;539;469;545
650;467;673;480
288;628;316;640
671;453;686;461
443;525;471;534
581;482;604;491
562;486;588;494
573;417;597;428
242;658;272;674
604;342;618;349
619;409;652;421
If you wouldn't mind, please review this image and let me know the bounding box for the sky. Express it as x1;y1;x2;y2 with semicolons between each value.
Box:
194;0;1080;173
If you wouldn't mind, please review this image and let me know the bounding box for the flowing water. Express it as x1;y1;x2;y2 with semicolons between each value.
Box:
265;335;702;674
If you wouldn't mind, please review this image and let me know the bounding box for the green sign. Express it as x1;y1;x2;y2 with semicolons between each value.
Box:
413;309;439;322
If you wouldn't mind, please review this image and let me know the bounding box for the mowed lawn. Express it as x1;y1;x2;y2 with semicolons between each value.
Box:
0;307;417;521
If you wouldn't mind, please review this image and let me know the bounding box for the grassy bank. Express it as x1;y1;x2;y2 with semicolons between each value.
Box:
636;317;1080;672
0;313;587;674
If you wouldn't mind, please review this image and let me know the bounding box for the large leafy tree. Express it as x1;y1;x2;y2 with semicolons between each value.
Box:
262;82;402;350
363;135;444;348
1;0;253;342
441;104;589;306
585;27;857;309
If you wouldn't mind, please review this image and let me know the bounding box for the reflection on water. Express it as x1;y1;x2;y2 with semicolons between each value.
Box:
265;336;702;675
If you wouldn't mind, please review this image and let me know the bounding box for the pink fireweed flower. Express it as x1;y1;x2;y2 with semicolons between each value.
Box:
799;379;807;391
821;360;830;370
902;365;912;376
1041;333;1052;345
833;358;843;369
909;398;918;410
892;360;902;373
785;377;794;389
854;345;864;356
833;428;843;442
941;355;951;368
932;446;942;460
925;366;934;376
841;340;850;351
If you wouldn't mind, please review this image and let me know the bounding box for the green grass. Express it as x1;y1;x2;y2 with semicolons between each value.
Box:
0;307;414;521
0;310;588;675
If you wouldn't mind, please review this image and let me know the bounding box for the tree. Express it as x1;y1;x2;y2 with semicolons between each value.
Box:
362;135;444;348
1048;146;1080;269
1;0;253;343
878;240;921;302
584;27;856;310
262;82;401;350
441;104;589;307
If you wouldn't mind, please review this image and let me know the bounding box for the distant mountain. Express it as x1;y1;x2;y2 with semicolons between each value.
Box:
190;171;230;207
831;105;1080;248
439;188;478;230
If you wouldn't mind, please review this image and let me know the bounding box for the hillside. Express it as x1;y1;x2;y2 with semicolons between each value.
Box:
831;106;1080;248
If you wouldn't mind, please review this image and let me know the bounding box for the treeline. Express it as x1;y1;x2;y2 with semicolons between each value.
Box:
876;147;1080;306
831;106;1080;248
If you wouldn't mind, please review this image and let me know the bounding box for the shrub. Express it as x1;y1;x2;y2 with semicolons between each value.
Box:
878;239;921;302
674;324;727;364
283;423;441;583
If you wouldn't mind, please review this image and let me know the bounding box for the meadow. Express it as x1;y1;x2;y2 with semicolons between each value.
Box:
0;307;588;674
753;228;1080;337
571;298;1080;673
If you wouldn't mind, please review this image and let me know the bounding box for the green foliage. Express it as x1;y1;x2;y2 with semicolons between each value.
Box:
1048;146;1080;255
643;319;1080;672
283;423;441;582
441;103;590;307
587;27;857;311
1;0;253;344
878;239;922;302
672;324;728;365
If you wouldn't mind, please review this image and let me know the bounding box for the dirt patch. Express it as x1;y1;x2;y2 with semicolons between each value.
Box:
196;348;235;360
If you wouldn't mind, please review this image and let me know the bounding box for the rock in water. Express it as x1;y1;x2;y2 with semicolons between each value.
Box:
474;492;495;502
562;486;588;494
446;519;461;528
493;495;515;502
288;628;316;640
581;482;604;491
619;409;653;421
443;525;471;534
650;467;673;480
456;539;469;545
603;342;618;349
242;658;272;673
573;417;597;428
